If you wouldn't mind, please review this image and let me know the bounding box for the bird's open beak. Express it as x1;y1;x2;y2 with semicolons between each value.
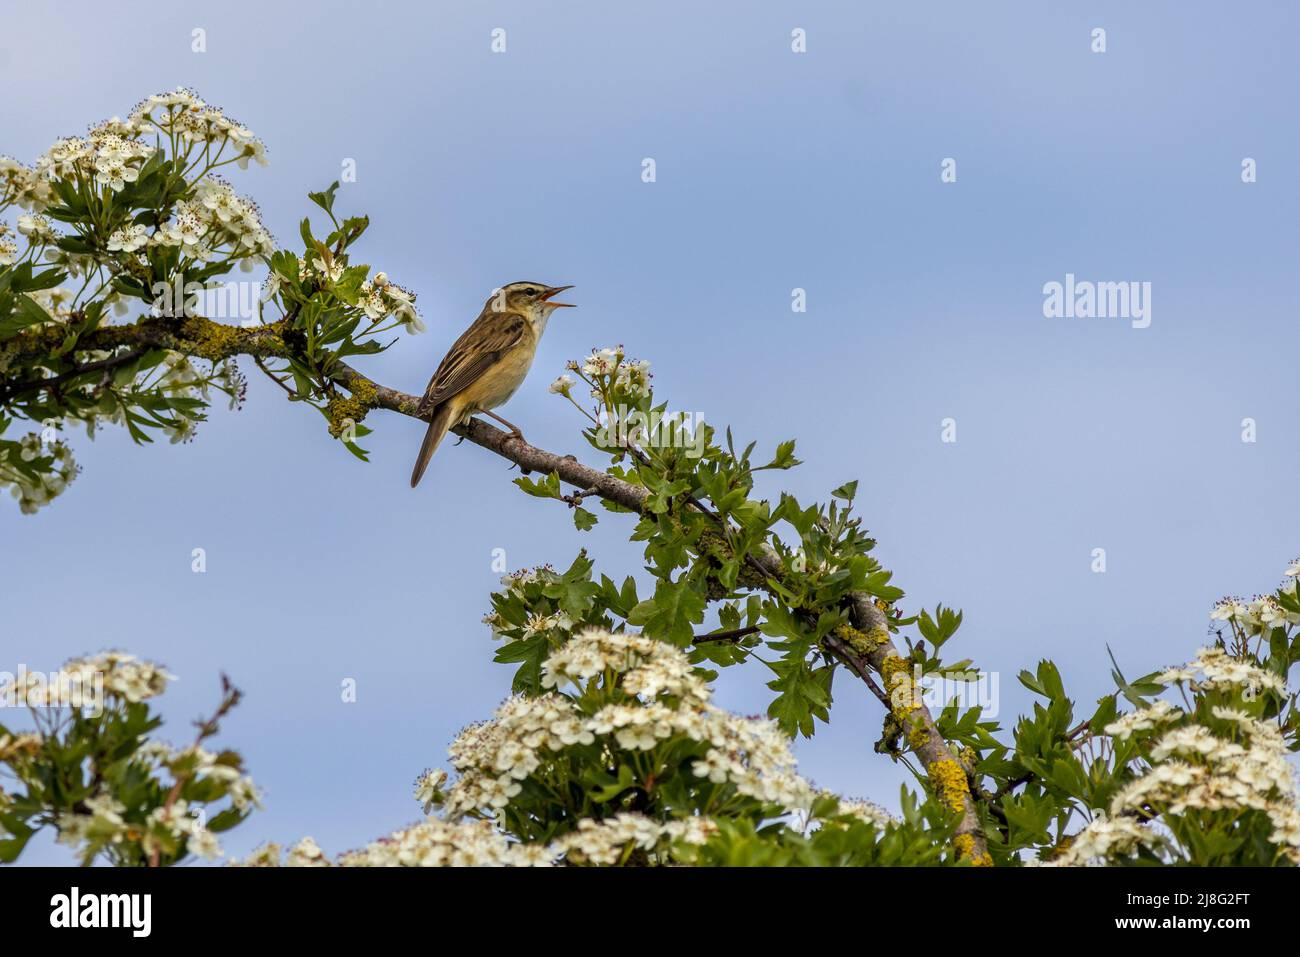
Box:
541;284;575;307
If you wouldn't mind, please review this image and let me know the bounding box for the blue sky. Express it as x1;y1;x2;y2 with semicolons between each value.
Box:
2;1;1298;862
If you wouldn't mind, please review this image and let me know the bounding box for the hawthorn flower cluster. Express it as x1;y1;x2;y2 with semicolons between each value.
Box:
238;837;331;867
17;213;56;244
0;653;259;866
0;231;14;268
52;793;153;855
0;731;41;761
129;88;268;168
1041;562;1300;867
151;352;247;442
34;123;155;193
243;630;850;867
141;741;261;811
2;348;245;464
140;176;274;266
547;813;717;865
247;821;520;867
50;781;248;865
1210;593;1300;637
578;347;621;377
1048;813;1157;863
563;346;653;403
361;271;422;332
443;694;595;812
541;628;710;700
499;566;552;590
244;812;719;868
481;565;566;638
0;155;54;212
3;91;431;516
0;651;172;706
0;93;267;512
260;256;422;335
617;358;652;398
53;789;238;864
0;432;77;514
553;347;685;464
1160;645;1286;695
1100;698;1180;739
1058;651;1300;863
833;797;896;828
1;89;271;287
443;629;815;818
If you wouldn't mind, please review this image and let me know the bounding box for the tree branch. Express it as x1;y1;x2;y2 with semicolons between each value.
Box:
2;314;991;863
328;362;990;861
0;348;150;400
251;355;298;399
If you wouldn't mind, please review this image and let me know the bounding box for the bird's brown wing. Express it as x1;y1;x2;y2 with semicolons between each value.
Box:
419;311;528;411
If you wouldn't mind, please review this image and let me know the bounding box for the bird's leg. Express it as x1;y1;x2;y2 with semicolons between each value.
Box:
483;409;527;443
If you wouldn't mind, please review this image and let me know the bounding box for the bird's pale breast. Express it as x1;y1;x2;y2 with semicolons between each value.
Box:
458;335;537;413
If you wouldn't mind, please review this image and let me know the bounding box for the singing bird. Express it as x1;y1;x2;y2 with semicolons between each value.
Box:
409;281;575;487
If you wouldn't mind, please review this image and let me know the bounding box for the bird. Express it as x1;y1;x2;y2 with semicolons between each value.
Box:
409;281;575;488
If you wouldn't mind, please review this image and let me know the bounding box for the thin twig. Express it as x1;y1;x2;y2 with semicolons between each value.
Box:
252;355;298;399
148;675;242;868
692;626;762;644
0;349;148;401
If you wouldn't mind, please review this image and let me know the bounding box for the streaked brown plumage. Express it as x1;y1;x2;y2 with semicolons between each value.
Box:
410;282;574;487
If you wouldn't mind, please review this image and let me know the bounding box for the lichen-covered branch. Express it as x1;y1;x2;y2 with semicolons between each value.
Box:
332;361;991;863
3;313;989;863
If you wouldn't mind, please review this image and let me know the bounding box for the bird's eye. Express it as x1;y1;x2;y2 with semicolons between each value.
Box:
523;287;539;296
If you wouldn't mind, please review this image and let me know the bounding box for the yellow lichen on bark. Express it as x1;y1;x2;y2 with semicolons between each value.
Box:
326;377;379;438
182;317;245;362
928;758;969;813
953;833;994;866
880;654;918;717
834;622;887;658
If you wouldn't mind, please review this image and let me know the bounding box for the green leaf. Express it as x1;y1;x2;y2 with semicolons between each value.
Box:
587;764;637;803
541;550;600;617
205;807;247;833
514;471;562;499
863;570;904;603
759;439;801;471
573;506;597;531
916;605;963;650
626;598;656;627
0;294;52;339
341;439;371;462
494;635;551;694
21;266;68;293
0;813;35;863
1089;694;1118;735
1107;645;1163;708
641;579;706;646
765;654;832;738
307;181;340;219
830;480;858;501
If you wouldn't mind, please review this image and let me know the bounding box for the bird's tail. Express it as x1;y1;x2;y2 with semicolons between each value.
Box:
410;403;456;488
